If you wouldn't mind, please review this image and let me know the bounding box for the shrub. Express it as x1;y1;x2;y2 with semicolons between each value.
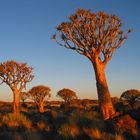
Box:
37;121;46;130
2;113;31;129
115;115;137;133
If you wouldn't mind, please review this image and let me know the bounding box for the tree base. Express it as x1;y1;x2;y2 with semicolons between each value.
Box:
101;103;116;120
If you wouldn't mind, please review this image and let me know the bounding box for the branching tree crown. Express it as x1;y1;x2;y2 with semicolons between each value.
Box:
57;88;77;103
20;92;29;102
0;60;34;114
120;89;140;108
0;60;34;92
29;85;51;105
53;9;131;67
53;9;132;120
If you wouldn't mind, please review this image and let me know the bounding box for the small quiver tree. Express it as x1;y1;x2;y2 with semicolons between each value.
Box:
20;92;29;103
0;60;34;114
53;9;132;119
82;99;90;110
20;92;29;107
28;85;51;113
120;89;140;109
57;88;77;111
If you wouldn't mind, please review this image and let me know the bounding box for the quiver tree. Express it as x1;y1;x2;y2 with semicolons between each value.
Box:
28;85;51;113
0;60;34;114
120;89;140;109
53;9;131;120
20;92;29;107
57;88;77;111
82;99;90;110
20;92;29;103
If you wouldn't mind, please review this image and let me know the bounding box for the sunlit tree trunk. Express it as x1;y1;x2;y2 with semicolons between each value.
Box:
39;101;44;113
13;90;20;114
93;59;115;120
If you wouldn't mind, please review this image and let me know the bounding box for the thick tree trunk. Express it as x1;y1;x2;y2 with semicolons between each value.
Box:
39;101;44;113
13;90;20;114
93;60;116;120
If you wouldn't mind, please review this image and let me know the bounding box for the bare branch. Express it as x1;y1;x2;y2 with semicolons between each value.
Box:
0;60;34;92
54;9;132;65
28;85;51;105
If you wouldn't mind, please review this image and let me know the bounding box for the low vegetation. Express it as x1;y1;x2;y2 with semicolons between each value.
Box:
0;97;139;140
0;8;139;140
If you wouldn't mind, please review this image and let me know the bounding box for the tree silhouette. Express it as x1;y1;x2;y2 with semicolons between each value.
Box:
120;89;140;109
28;85;51;113
57;88;77;110
53;9;131;119
0;60;34;114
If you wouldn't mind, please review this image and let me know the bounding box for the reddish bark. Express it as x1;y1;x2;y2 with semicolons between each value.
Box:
39;101;44;113
93;59;115;119
13;90;20;114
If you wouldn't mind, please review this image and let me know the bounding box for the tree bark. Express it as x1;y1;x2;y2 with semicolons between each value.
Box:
39;101;44;113
93;60;116;120
13;90;20;114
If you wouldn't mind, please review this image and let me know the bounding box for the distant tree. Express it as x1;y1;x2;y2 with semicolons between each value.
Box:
120;89;140;109
28;85;51;113
111;97;119;105
20;92;29;103
53;9;131;119
57;88;77;110
82;99;90;110
0;60;34;114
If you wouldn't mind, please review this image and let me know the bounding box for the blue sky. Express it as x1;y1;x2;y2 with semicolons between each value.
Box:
0;0;140;101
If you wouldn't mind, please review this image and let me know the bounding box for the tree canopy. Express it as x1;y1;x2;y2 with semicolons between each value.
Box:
53;9;131;67
57;88;77;103
120;89;140;108
0;60;34;92
29;85;51;105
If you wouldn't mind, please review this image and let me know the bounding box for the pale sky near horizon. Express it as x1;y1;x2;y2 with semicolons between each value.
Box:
0;0;140;101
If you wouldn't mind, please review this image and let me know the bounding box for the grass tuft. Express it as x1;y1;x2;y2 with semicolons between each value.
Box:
2;113;32;129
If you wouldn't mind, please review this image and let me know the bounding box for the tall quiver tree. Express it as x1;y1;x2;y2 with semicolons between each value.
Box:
53;9;131;120
0;61;34;114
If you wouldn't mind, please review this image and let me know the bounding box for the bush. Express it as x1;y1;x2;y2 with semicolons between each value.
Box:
2;113;31;129
115;115;137;133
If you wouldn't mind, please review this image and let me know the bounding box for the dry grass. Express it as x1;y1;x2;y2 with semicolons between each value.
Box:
2;113;32;129
0;101;139;140
58;123;80;138
83;127;126;140
83;127;102;139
